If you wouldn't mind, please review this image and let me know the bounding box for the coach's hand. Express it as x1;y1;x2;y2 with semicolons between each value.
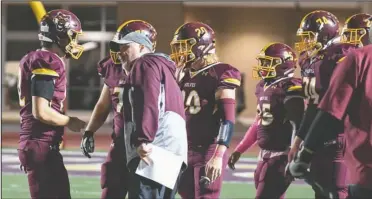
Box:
228;151;241;170
137;143;152;165
205;156;223;182
81;131;95;158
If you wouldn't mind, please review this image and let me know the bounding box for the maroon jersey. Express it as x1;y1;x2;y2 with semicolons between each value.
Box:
18;50;66;143
178;62;241;146
319;45;372;189
97;56;126;139
255;77;302;151
300;42;358;105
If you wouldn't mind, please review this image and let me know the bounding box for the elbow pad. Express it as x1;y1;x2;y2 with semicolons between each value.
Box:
217;120;234;147
216;98;236;147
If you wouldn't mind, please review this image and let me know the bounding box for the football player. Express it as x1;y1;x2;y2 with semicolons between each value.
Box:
228;43;304;199
288;10;359;199
290;13;372;199
170;22;241;199
80;19;157;199
17;9;86;199
110;20;187;198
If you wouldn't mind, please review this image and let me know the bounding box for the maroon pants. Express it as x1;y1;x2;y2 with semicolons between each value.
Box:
100;138;130;199
310;141;348;199
254;154;292;199
18;140;70;199
178;144;228;199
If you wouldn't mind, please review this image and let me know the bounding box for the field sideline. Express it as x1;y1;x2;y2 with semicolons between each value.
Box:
2;148;314;198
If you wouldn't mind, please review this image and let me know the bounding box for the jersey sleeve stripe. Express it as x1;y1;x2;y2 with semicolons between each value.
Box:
222;78;241;86
283;95;304;104
287;85;302;92
31;68;59;77
337;56;346;63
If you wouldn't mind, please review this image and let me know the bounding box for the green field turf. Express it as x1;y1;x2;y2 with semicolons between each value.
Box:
2;148;315;198
2;174;315;198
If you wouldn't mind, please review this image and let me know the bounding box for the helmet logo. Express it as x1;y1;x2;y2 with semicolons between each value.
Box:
54;12;72;31
283;51;294;61
195;27;207;38
365;18;372;27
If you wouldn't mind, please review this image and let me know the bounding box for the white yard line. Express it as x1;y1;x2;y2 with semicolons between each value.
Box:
2;148;259;161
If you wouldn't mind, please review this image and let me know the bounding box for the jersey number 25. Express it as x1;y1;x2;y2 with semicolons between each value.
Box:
257;103;273;126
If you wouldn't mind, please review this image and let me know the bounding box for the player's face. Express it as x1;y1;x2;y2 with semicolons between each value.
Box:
118;43;142;64
295;32;318;57
170;42;189;68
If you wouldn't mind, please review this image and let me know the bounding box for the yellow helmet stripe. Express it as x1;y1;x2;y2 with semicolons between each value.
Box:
116;19;149;32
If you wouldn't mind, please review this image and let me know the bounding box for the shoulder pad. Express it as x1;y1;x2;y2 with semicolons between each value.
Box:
28;50;63;78
255;80;265;96
216;63;242;89
284;78;303;95
97;56;114;78
325;43;358;63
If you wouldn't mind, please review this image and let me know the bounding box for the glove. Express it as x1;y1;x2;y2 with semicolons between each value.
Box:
288;147;313;179
81;131;95;158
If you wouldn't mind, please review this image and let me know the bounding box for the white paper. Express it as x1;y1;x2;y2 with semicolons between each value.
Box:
135;144;184;189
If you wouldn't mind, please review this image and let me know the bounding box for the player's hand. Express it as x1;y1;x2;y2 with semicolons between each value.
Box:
19;164;27;174
205;156;223;182
81;131;95;158
67;117;86;132
289;148;312;179
137;143;152;165
228;151;241;170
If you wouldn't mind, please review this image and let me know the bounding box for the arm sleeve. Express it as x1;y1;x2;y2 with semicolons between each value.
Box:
216;98;236;147
131;59;161;145
285;97;305;131
234;118;259;153
296;103;318;140
31;75;55;101
303;110;344;152
318;51;358;120
284;81;305;130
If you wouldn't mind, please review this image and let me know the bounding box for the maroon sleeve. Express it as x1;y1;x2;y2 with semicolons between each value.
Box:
131;58;161;145
218;65;241;89
318;51;358;120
